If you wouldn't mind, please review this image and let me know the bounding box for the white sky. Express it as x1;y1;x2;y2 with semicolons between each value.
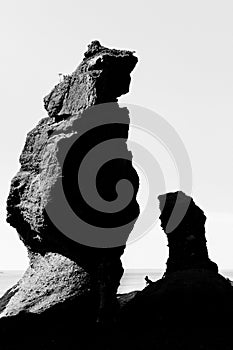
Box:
0;0;233;271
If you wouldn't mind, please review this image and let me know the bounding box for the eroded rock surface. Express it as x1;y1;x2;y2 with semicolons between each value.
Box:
1;41;139;348
44;40;137;117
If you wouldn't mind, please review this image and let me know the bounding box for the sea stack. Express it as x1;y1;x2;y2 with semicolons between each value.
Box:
158;191;218;275
118;192;233;349
1;41;139;348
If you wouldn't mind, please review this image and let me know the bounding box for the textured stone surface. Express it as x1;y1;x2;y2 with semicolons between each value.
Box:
44;40;137;118
2;40;139;338
0;253;89;318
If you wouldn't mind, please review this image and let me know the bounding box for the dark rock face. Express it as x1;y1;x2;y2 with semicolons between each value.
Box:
43;41;137;117
158;191;218;275
119;269;233;350
118;192;233;350
2;41;139;347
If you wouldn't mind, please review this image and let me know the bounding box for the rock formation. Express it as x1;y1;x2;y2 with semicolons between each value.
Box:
119;192;233;349
2;40;233;349
158;191;218;275
1;41;139;349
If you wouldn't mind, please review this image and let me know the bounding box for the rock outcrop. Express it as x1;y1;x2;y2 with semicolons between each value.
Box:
2;40;233;349
158;191;218;275
1;41;139;349
44;40;137;117
119;192;233;350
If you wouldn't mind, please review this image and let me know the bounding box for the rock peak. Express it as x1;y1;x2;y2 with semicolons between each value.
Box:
84;40;104;58
84;40;135;59
43;41;138;117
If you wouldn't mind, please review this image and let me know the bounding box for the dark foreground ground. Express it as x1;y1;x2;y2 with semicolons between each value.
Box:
0;269;233;350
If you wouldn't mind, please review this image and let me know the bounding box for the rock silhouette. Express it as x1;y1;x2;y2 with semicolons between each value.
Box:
119;192;233;350
1;41;139;349
1;40;233;349
158;191;218;275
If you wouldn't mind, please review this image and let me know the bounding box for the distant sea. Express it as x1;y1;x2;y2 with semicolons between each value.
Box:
0;270;24;297
0;269;233;297
118;269;233;293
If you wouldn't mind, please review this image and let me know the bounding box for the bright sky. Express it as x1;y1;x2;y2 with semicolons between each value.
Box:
0;0;233;271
